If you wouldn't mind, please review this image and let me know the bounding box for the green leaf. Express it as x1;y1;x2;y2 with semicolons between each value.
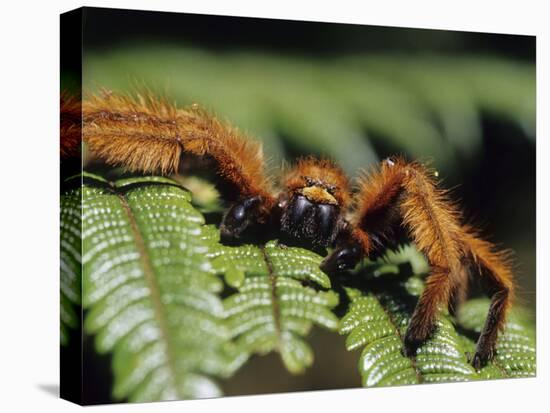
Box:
340;247;536;387
60;183;82;345
81;174;246;402
209;240;339;374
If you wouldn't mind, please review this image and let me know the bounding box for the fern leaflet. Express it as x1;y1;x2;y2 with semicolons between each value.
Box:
339;247;536;387
208;238;339;374
60;184;82;345
81;174;245;402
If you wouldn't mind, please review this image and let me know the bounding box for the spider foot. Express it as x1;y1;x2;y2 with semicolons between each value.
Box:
471;351;489;370
470;341;496;370
402;330;426;358
402;322;435;358
402;335;422;358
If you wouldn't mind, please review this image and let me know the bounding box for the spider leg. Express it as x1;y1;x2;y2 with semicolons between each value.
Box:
395;160;467;357
398;164;513;365
323;157;465;353
83;92;277;239
321;158;406;272
448;259;470;317
403;267;457;356
324;157;514;366
461;228;514;369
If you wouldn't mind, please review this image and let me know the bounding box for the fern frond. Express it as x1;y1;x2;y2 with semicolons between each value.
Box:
60;184;82;345
81;174;245;402
340;246;535;387
208;239;339;374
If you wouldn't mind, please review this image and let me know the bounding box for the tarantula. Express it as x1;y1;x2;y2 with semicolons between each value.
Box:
74;91;514;369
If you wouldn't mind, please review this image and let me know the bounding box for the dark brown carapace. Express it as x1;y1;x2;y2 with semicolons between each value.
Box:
74;90;514;369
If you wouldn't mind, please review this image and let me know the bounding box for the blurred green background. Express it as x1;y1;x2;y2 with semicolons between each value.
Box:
74;7;535;402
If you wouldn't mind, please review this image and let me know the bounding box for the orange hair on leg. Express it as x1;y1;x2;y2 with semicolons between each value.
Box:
351;157;408;253
83;91;275;214
61;91;82;159
349;158;514;366
461;226;514;367
393;160;466;353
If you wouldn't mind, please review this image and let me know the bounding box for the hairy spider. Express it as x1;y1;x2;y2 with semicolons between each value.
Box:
74;91;514;369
